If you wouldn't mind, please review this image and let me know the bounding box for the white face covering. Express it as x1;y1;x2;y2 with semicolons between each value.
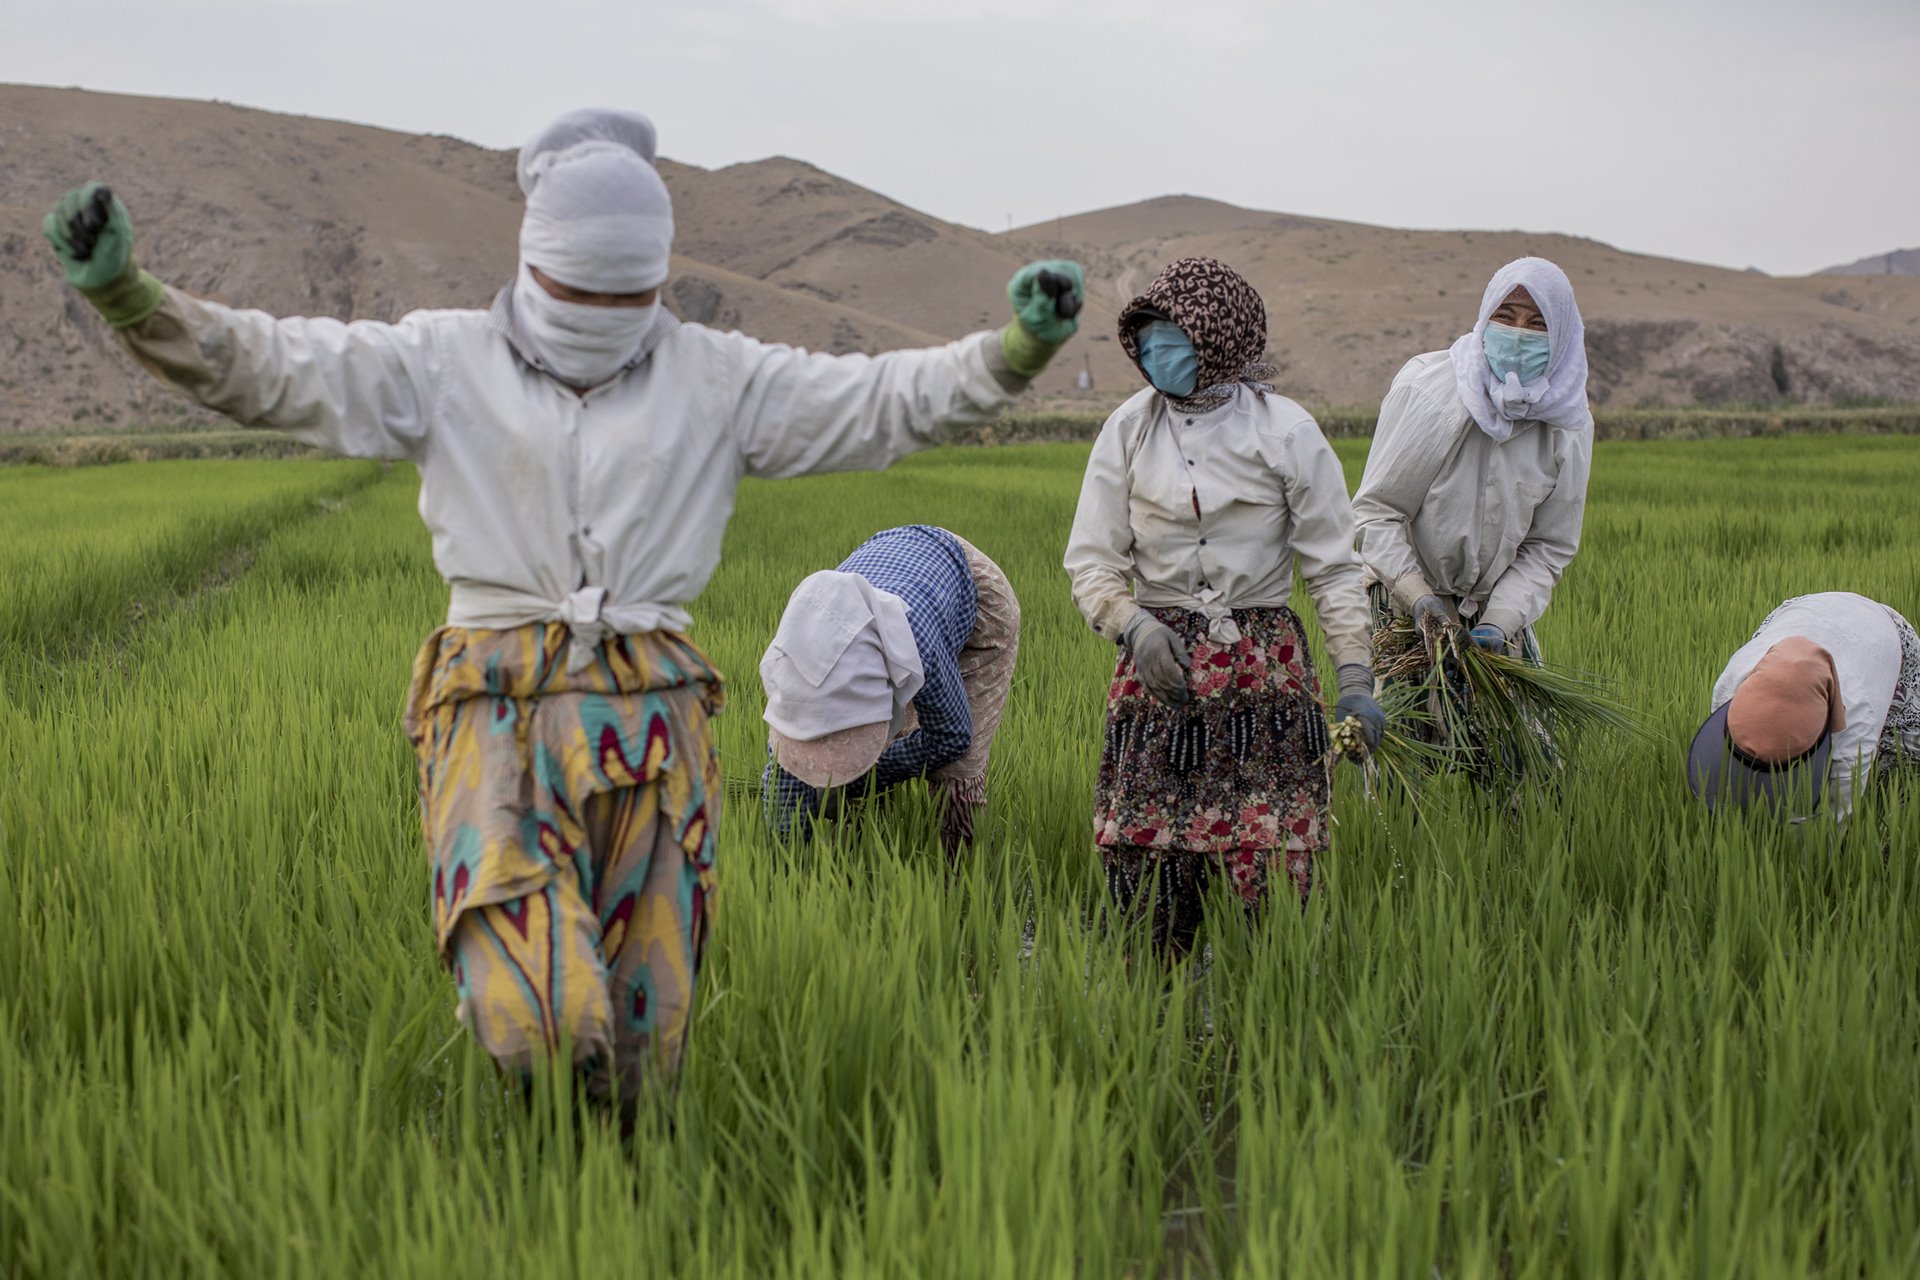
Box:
510;264;659;388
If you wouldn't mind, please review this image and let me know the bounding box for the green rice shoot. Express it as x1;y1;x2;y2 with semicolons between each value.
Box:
4;435;1919;1278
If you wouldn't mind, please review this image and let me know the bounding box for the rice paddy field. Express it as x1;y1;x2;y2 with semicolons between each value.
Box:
4;435;1920;1278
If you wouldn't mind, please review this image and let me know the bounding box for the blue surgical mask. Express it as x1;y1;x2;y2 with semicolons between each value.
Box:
1483;322;1551;385
1136;320;1199;397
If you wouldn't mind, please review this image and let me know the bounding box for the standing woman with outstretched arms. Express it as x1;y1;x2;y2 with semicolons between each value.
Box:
1350;257;1593;662
41;108;1085;1111
1064;257;1381;958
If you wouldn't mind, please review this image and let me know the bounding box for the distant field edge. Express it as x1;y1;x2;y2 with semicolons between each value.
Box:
5;404;1919;464
0;430;325;467
964;404;1920;445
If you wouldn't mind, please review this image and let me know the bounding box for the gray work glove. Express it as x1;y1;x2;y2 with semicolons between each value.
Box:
1332;664;1385;753
1469;623;1508;652
1123;614;1191;706
1412;594;1451;634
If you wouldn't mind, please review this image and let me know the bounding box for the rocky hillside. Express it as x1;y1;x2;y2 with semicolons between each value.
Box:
3;85;1916;430
1005;199;1920;407
1821;247;1920;278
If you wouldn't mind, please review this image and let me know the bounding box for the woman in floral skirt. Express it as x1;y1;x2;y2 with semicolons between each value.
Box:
1063;257;1381;956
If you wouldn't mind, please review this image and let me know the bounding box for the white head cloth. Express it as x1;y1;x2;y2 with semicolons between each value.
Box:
518;108;673;293
760;572;926;742
1448;257;1592;442
519;107;659;181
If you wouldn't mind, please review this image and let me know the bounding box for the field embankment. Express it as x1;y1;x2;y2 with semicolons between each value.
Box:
7;404;1919;465
965;403;1920;445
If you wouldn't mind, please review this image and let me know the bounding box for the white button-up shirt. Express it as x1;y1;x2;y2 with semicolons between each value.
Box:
1063;385;1372;670
1351;352;1591;639
119;286;1024;667
1711;592;1920;825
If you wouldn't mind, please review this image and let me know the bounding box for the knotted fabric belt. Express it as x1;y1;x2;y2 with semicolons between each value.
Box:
447;583;694;674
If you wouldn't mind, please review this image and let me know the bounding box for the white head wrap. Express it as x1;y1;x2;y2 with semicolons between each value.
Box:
519;107;659;181
1448;257;1592;441
518;108;673;294
760;572;925;743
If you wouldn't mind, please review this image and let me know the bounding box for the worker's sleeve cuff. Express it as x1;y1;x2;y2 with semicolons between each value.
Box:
999;321;1063;380
1387;570;1439;616
1335;663;1376;697
982;330;1031;393
1119;609;1158;648
1327;636;1374;671
1477;608;1526;641
80;264;166;329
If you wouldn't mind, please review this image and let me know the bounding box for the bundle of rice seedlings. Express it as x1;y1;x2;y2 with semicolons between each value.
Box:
1367;613;1640;798
1327;679;1452;803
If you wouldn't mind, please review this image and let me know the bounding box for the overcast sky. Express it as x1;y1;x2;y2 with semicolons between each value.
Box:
5;0;1916;275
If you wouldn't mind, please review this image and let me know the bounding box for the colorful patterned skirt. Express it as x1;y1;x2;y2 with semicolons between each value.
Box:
1094;605;1330;935
402;624;725;1099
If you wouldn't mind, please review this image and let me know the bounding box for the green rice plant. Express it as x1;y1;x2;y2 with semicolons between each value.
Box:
3;435;1920;1277
0;458;380;697
1326;681;1451;805
1370;610;1642;799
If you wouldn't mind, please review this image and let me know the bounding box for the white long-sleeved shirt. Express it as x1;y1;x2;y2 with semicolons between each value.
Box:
1711;592;1920;825
1351;352;1591;639
115;286;1026;666
1062;385;1373;670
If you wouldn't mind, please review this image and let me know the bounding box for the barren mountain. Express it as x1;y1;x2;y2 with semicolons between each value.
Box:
1821;247;1920;278
0;86;953;430
1007;199;1920;407
2;84;1916;430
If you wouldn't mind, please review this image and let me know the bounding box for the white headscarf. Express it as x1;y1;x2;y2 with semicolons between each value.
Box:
508;108;675;386
760;572;925;743
1448;257;1592;441
518;108;673;293
518;107;659;183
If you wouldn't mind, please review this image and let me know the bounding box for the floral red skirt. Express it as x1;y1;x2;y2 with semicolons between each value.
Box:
1094;606;1329;905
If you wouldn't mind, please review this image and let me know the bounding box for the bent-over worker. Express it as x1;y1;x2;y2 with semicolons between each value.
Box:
760;525;1019;855
1687;592;1920;826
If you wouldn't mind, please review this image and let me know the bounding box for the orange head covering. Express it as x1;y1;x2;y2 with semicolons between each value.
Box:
1726;637;1845;763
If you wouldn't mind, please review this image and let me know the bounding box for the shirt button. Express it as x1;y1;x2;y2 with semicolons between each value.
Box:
1199;538;1208;546
1184;418;1193;425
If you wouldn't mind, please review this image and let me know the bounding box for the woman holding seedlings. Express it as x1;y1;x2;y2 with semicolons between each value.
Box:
41;108;1085;1108
1350;258;1592;662
1064;257;1381;956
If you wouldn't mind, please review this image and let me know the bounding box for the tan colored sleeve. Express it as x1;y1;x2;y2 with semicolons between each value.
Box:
728;329;1024;480
114;284;433;460
1280;419;1373;670
1062;410;1146;644
1480;431;1591;638
1351;371;1448;612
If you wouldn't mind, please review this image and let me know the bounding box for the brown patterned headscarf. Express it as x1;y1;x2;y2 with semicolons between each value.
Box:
1118;256;1276;413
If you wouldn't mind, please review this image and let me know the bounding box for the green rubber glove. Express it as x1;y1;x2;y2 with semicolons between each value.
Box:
1000;258;1085;378
42;182;165;328
45;183;133;289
